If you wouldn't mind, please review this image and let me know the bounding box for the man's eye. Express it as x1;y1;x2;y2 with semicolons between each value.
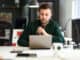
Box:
41;14;44;16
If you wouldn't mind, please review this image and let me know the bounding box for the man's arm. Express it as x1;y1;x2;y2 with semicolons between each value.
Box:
52;22;64;43
36;22;64;43
36;26;49;35
17;24;31;47
17;28;28;46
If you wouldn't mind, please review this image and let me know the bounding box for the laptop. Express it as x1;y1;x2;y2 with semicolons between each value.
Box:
29;35;52;49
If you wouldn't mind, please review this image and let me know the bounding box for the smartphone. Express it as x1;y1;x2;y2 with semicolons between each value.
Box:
17;53;37;57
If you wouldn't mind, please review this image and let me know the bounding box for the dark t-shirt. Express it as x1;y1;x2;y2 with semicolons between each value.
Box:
18;20;64;46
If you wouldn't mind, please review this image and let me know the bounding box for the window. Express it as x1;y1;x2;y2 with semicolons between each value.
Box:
72;0;80;19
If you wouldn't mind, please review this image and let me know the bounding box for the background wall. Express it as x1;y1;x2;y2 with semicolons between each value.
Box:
59;0;73;38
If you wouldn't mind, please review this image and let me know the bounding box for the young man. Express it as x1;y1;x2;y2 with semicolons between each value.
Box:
18;3;64;46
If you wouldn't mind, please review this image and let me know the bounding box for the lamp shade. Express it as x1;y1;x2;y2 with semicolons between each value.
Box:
27;0;39;8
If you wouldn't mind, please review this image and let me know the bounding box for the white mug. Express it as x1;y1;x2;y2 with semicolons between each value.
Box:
53;43;63;50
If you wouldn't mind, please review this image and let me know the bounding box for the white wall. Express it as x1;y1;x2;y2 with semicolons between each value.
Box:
59;0;73;38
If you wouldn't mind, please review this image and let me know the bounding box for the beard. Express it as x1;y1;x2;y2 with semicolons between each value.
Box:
41;21;47;24
40;19;50;27
40;19;49;24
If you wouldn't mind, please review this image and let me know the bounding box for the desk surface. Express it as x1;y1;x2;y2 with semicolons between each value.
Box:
0;46;80;60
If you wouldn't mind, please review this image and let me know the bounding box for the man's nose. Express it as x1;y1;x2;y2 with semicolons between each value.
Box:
43;15;46;19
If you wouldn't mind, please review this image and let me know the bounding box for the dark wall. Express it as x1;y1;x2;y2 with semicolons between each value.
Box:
0;0;22;27
0;0;59;28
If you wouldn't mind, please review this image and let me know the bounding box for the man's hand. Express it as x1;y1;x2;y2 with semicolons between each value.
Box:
36;26;49;35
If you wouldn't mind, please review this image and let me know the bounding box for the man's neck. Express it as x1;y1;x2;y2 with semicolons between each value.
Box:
41;22;49;28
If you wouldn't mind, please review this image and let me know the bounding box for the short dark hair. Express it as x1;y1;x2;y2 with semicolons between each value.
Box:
39;3;52;11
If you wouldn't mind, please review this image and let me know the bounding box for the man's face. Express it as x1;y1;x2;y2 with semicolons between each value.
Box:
38;8;52;24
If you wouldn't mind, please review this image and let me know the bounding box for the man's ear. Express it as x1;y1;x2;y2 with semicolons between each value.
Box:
50;11;53;18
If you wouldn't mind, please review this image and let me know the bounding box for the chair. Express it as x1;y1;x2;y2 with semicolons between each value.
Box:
14;17;26;29
0;21;13;46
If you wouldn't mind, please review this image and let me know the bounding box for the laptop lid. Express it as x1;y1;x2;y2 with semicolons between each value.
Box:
29;35;52;49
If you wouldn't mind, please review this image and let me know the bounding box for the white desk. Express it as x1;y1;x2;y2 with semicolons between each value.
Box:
0;46;80;60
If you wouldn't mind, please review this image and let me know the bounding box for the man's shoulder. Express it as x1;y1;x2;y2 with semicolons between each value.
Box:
50;20;58;25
